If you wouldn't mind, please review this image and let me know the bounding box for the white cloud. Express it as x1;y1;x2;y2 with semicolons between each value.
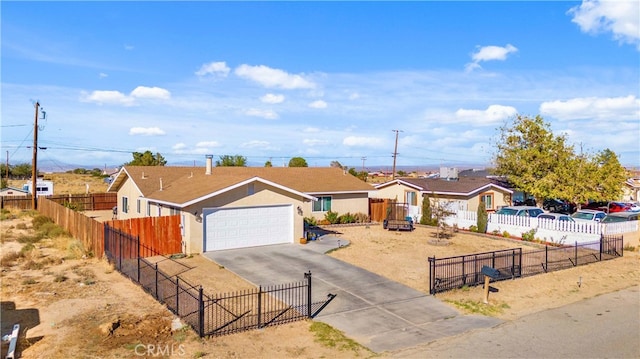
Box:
195;61;231;77
349;92;360;100
241;140;271;149
540;95;640;120
130;86;171;100
172;143;187;150
124;44;134;50
99;73;108;79
129;127;166;136
81;90;135;106
244;108;279;119
343;136;385;147
235;64;316;89
569;0;640;49
303;139;328;146
455;105;518;124
308;100;327;109
260;93;285;104
466;44;518;72
196;141;221;147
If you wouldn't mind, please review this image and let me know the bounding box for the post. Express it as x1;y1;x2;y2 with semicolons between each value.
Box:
305;271;312;318
155;263;159;299
198;287;204;337
257;285;262;328
428;256;434;295
391;129;402;179
544;245;548;272
176;277;180;316
574;241;578;266
599;234;603;261
483;275;491;304
31;103;39;210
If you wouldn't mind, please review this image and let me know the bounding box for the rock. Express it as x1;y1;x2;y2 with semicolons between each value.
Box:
100;317;120;336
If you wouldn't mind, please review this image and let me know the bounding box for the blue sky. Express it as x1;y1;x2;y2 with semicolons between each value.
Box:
2;1;639;171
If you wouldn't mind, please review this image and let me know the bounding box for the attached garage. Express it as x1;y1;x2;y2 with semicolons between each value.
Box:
203;204;294;251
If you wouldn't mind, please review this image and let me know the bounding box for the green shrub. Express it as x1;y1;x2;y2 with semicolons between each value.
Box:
32;215;53;230
353;212;369;223
324;211;339;224
420;195;432;225
502;231;510;238
477;202;488;233
468;225;478;232
522;229;537;242
63;201;84;211
304;217;317;226
338;212;356;224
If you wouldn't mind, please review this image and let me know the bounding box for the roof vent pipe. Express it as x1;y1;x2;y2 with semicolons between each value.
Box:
205;155;213;175
159;178;163;191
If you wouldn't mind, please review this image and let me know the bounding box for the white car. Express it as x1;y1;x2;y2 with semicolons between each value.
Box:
538;213;575;222
571;209;606;222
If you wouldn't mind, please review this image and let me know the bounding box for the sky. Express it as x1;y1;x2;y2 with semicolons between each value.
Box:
2;1;639;172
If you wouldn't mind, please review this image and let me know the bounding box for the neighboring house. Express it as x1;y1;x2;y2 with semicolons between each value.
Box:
0;187;29;197
372;175;513;220
21;180;54;196
107;158;375;254
623;176;640;201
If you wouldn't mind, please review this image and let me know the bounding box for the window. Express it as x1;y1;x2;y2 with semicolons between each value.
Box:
146;202;151;216
122;197;129;213
480;194;493;210
406;191;417;206
313;196;332;212
137;199;141;214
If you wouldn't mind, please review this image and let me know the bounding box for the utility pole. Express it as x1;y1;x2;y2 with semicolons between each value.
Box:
391;129;402;180
5;151;8;183
31;102;45;210
361;157;366;173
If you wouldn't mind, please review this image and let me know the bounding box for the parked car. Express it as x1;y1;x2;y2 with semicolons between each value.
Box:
571;209;607;222
626;202;640;212
495;206;544;217
538;213;575;222
543;199;576;214
601;211;640;223
582;201;631;213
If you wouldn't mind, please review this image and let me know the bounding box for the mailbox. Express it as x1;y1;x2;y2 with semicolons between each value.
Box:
481;265;500;278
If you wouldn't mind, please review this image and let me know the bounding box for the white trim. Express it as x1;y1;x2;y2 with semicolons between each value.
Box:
374;179;423;191
421;183;513;197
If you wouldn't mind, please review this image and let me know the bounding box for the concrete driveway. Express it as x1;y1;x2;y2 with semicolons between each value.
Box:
204;236;501;353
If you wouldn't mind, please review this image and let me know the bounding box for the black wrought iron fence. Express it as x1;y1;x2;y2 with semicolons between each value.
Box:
428;234;623;294
104;225;336;337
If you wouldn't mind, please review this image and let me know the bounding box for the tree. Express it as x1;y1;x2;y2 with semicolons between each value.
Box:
288;157;308;167
493;115;574;206
216;155;247;167
477;201;488;233
125;151;167;166
330;161;343;168
397;170;407;177
11;163;32;178
347;167;368;182
264;160;273;167
419;194;435;225
593;149;627;201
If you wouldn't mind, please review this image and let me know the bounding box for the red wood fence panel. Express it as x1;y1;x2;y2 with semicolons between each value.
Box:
107;215;182;256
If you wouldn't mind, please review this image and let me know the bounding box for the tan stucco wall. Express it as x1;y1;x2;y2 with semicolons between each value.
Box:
181;182;307;254
467;189;512;212
115;178;143;220
371;183;417;202
304;192;370;221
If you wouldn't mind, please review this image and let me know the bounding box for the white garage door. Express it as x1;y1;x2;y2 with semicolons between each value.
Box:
204;204;293;251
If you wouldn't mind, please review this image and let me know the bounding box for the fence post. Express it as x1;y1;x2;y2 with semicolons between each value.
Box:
155;263;159;300
199;287;204;337
461;256;466;285
599;234;603;261
518;248;522;277
257;285;262;328
176;277;180;316
137;235;141;283
574;241;578;266
428;257;434;295
544;245;548;272
304;271;312;318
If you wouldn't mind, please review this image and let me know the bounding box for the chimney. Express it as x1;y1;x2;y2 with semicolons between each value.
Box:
205;155;213;175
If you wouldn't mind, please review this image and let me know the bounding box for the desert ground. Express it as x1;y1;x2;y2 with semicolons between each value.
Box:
2;206;638;359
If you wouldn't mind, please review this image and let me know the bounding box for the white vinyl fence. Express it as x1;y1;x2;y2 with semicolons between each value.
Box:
446;211;639;245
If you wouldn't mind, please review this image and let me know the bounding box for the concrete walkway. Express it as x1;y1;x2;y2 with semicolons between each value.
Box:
205;235;501;353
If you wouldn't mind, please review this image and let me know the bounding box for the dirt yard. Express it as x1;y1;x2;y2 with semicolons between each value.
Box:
2;210;638;358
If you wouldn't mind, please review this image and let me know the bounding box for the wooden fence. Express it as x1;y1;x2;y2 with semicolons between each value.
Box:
37;196;182;258
369;198;389;222
106;215;183;256
38;197;106;256
2;193;117;211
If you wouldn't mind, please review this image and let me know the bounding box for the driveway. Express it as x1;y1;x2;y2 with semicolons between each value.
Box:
204;236;501;353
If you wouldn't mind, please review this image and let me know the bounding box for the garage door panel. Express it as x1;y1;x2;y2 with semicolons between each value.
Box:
204;205;293;251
